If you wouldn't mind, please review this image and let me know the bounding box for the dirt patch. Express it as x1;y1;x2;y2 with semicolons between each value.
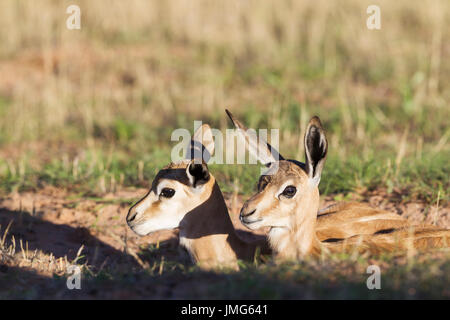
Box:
0;186;267;272
354;188;449;228
1;186;447;272
0;186;449;299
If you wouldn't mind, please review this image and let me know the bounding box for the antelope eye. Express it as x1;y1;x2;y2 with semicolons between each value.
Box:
160;188;175;198
281;186;296;198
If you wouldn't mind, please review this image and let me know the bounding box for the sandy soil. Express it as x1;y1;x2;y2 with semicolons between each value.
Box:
0;186;448;274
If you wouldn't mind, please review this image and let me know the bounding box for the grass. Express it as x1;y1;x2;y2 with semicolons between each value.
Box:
1;147;448;203
0;0;449;299
2;226;449;299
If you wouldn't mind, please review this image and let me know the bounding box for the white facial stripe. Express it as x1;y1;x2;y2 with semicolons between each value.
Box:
276;180;296;199
156;179;176;196
131;180;187;236
133;209;182;235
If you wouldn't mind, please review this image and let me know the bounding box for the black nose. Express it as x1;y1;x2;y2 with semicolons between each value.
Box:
240;209;256;221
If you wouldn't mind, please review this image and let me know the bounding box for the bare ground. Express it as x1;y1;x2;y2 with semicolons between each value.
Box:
1;186;448;266
0;186;448;299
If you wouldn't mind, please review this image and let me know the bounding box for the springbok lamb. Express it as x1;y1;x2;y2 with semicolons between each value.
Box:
126;124;269;270
232;113;450;261
225;109;410;242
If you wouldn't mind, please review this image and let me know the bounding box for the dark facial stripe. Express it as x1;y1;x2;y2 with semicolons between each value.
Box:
151;168;191;191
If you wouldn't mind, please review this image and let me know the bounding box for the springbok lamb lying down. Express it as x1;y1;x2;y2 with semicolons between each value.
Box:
126;124;270;270
225;110;410;242
234;114;450;261
128;117;411;269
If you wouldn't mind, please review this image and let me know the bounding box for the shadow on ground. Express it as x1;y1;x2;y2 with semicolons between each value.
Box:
1;207;449;299
0;207;139;269
1;259;449;299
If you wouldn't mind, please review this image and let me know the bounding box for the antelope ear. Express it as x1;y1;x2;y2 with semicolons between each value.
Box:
304;116;328;187
185;124;215;163
225;109;284;165
186;160;210;188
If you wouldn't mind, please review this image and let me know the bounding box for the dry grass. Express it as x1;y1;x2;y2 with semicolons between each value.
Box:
0;0;448;147
0;0;448;199
0;0;449;299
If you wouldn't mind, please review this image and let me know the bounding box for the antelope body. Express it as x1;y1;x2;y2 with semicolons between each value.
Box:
230;111;450;261
127;125;268;270
316;202;410;241
127;121;404;269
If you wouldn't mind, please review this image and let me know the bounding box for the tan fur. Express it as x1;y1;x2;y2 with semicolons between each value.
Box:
127;123;270;270
128;161;268;270
241;161;323;260
226;109;412;256
238;118;450;261
316;202;410;241
326;225;450;255
176;173;262;269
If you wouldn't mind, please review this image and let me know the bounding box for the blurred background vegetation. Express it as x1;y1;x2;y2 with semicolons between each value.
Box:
0;0;448;202
0;0;449;300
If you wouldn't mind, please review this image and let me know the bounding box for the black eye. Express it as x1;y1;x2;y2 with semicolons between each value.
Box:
281;186;296;198
160;188;175;198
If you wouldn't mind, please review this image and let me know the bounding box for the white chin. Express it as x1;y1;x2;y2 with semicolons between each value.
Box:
131;220;180;236
243;221;263;230
131;224;157;236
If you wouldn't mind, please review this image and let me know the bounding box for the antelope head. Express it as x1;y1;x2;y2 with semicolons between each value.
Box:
126;124;215;236
227;111;328;257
